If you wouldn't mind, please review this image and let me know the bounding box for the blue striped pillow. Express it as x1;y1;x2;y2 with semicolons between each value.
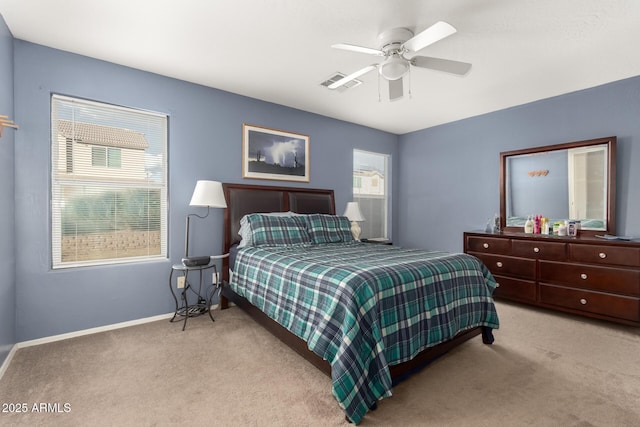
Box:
245;214;311;246
306;214;354;244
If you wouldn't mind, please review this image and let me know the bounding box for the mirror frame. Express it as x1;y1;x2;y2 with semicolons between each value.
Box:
499;136;617;236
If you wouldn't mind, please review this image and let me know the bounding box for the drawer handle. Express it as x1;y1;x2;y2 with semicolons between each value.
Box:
496;262;503;268
533;247;540;253
483;243;489;249
495;282;500;288
580;273;588;280
599;252;607;259
580;298;587;305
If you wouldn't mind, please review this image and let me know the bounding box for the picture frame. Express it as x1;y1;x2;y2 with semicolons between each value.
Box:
242;124;310;182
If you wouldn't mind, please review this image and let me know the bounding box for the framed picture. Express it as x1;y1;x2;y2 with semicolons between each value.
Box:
242;124;310;182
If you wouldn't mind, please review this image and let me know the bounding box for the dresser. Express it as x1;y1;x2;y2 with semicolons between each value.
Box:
464;231;640;326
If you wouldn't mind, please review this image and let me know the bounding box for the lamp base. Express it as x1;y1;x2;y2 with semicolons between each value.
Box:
182;256;211;267
350;221;362;241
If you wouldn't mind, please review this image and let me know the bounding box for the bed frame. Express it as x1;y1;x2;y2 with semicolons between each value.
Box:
220;182;492;382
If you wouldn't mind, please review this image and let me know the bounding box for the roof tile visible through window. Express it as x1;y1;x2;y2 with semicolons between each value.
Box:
57;119;149;150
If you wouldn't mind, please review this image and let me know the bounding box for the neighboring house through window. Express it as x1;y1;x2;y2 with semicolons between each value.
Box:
51;95;168;268
353;149;389;240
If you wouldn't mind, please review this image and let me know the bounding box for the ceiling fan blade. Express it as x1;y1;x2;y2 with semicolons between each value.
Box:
411;56;472;76
331;43;384;56
388;78;403;101
328;65;377;89
402;21;457;53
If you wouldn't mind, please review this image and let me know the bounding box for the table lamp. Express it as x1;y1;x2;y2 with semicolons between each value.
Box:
183;180;227;266
343;201;365;240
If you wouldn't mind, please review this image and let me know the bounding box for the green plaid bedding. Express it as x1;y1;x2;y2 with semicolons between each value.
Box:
231;242;499;424
244;214;311;246
306;214;354;244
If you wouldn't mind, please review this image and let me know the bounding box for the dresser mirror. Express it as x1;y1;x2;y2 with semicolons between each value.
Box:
499;136;616;235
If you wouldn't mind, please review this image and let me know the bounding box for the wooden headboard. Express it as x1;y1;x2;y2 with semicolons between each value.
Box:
221;183;335;296
222;183;335;250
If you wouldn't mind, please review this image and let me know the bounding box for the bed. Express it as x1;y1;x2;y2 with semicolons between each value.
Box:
220;183;499;424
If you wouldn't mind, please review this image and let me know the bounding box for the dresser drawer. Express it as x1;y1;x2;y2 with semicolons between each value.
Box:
540;261;640;296
493;275;536;302
472;253;536;280
512;240;566;260
540;284;640;322
466;236;511;255
569;244;640;267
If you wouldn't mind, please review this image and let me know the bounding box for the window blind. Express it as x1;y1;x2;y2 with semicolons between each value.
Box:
51;95;168;268
353;149;389;240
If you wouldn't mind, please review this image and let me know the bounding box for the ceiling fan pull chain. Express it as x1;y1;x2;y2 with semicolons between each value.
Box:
377;71;382;102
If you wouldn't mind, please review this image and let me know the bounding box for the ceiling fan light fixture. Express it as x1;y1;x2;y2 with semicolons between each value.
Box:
379;55;409;81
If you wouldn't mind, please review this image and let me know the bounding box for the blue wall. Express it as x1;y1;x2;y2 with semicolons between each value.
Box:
0;15;16;367
5;20;640;348
397;77;640;252
12;40;398;341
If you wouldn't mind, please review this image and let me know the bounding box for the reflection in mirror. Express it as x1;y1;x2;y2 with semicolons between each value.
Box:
506;145;608;229
500;137;616;234
567;145;607;222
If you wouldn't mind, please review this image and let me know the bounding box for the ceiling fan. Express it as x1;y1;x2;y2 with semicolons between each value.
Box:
329;21;472;101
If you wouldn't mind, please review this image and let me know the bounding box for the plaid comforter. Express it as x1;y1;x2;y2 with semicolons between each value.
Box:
231;242;499;424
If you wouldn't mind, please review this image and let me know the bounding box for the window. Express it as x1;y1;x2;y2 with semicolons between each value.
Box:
51;95;168;268
353;149;389;240
353;176;362;189
65;139;73;173
567;145;607;220
91;146;122;168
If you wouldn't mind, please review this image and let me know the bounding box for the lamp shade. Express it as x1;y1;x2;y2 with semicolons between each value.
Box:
343;202;365;222
189;180;227;208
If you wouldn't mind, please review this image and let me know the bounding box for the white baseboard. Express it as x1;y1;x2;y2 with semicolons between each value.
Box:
0;306;224;380
16;312;176;349
1;313;171;380
0;344;18;381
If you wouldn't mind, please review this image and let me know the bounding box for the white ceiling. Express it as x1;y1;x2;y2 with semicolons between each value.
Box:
2;0;640;135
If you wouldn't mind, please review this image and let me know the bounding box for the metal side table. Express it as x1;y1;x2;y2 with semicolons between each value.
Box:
169;254;228;330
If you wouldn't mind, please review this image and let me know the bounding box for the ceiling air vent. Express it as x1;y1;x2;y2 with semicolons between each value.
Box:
320;72;363;92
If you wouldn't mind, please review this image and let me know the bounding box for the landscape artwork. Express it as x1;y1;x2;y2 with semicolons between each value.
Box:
242;124;309;182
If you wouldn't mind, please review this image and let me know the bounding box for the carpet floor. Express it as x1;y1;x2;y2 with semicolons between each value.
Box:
1;301;639;426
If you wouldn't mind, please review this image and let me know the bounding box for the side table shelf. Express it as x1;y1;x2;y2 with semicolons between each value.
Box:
361;238;392;245
169;256;227;330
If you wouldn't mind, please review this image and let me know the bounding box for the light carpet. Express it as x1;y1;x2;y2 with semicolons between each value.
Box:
0;301;639;426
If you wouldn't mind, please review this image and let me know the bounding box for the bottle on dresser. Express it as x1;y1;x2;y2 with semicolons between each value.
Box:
533;215;541;234
524;215;534;234
540;217;549;234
